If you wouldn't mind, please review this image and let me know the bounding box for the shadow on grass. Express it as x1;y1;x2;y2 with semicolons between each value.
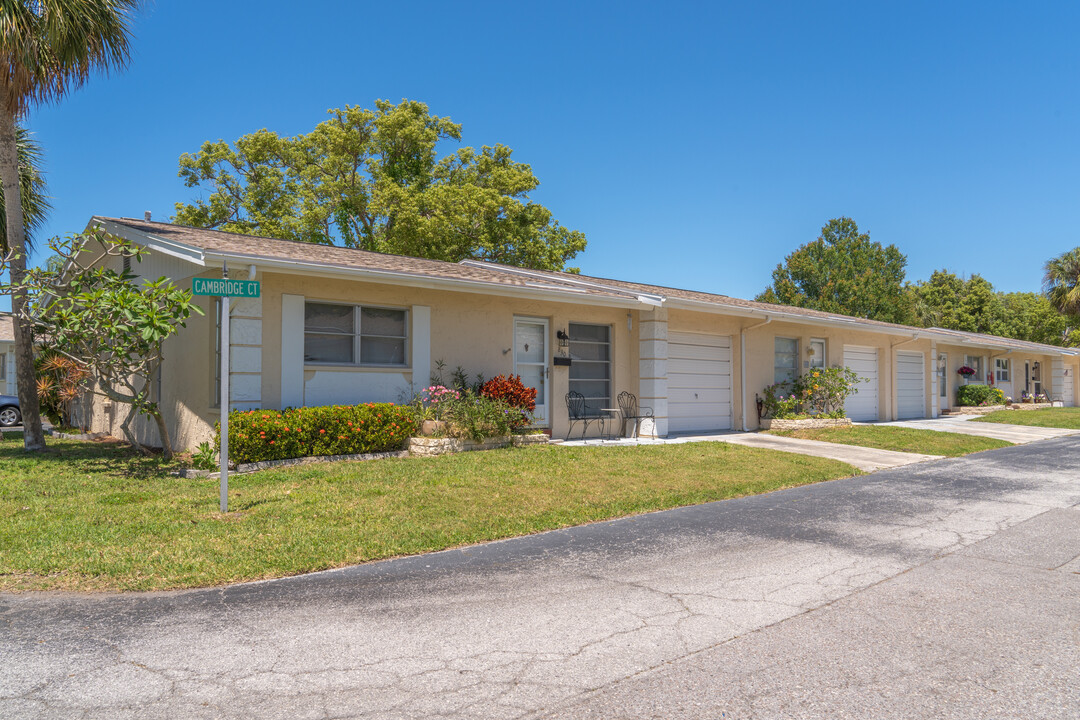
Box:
0;436;184;479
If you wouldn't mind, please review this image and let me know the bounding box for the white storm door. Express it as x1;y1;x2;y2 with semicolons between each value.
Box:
514;318;549;425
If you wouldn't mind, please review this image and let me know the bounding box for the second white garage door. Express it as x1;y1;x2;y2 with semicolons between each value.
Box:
667;331;732;433
896;351;927;419
843;346;879;422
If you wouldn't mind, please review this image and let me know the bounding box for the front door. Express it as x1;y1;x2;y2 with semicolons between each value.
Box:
938;352;948;408
513;318;549;425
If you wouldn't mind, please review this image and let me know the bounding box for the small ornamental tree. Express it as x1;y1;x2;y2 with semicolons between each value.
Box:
1;229;203;458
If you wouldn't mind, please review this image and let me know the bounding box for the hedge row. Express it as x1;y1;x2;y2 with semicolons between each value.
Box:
216;403;418;464
956;384;1006;407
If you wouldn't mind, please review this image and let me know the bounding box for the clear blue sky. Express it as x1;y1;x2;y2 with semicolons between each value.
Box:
8;0;1080;312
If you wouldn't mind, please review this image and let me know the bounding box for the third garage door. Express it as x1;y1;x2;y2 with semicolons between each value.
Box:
668;331;732;433
896;351;927;419
843;345;879;422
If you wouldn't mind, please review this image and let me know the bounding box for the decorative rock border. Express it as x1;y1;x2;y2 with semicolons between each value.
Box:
174;449;411;478
760;417;853;431
409;433;549;457
943;405;1009;416
945;402;1059;416
1010;402;1059;411
173;433;551;477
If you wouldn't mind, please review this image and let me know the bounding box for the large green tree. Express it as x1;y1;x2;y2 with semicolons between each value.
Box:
0;0;138;451
906;269;1078;347
174;100;587;271
756;217;910;323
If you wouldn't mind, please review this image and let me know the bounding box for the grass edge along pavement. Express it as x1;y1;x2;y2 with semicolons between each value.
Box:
768;424;1013;457
0;438;858;593
972;407;1080;429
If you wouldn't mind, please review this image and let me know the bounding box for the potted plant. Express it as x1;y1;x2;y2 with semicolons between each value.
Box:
957;366;976;379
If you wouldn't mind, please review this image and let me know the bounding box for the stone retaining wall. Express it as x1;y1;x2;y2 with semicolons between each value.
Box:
409;433;549;457
943;405;1009;416
760;417;853;431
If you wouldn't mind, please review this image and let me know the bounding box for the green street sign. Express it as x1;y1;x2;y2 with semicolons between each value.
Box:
192;277;261;298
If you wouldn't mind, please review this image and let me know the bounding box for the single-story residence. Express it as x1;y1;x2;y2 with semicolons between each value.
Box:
80;216;1080;451
0;313;15;396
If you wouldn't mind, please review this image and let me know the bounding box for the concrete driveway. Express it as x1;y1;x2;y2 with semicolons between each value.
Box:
879;414;1080;444
3;438;1079;719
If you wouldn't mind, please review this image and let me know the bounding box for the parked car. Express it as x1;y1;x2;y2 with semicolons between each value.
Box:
0;395;21;427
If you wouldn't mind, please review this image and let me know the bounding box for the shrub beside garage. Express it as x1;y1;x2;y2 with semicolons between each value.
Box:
218;404;418;464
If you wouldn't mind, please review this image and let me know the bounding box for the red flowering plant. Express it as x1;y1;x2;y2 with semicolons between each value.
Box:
216;403;417;464
480;374;537;413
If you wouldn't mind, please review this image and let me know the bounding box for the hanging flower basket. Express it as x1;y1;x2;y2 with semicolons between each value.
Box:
957;366;976;378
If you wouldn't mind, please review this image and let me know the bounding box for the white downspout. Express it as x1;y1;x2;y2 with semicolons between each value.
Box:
741;316;772;431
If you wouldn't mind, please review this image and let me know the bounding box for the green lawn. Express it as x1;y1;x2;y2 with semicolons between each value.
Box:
973;407;1080;429
769;425;1012;456
0;438;858;592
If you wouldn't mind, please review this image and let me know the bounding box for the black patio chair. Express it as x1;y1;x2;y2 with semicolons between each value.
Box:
617;391;654;439
565;391;606;440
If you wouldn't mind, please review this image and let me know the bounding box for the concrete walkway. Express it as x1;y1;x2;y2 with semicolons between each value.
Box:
3;438;1078;719
561;431;938;472
877;415;1080;444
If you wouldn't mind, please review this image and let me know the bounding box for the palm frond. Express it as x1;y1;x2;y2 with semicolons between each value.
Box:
0;123;51;252
0;0;139;115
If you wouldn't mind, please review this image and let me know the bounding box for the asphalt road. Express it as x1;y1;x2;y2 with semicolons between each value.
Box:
3;438;1079;719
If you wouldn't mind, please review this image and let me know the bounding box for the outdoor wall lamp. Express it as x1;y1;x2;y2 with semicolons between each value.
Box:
1033;361;1040;370
556;329;569;350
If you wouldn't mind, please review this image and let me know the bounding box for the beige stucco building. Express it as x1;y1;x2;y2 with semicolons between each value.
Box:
83;217;1080;451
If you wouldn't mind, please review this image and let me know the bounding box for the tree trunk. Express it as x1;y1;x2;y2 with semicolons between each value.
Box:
0;104;45;450
149;406;174;460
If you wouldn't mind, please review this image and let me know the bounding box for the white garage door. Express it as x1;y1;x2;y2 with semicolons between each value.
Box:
668;331;732;433
843;346;879;422
896;351;927;419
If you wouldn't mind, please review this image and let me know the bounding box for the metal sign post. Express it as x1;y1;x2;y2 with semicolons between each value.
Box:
193;267;260;514
219;270;230;513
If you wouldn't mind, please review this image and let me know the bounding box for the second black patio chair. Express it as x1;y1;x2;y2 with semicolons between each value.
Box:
617;391;654;440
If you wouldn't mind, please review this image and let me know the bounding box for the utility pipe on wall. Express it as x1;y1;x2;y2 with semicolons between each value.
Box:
740;316;772;432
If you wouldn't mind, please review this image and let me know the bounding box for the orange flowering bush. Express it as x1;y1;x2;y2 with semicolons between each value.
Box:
216;403;418;464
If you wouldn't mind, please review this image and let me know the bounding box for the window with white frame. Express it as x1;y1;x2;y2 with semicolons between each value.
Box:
304;302;408;366
568;323;611;414
994;358;1011;383
775;337;799;385
809;338;826;369
964;354;984;382
0;352;6;381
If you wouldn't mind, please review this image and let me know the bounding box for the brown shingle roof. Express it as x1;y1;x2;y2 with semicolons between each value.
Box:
95;217;1077;356
93;217;623;299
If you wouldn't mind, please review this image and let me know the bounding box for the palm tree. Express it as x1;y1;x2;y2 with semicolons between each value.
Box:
1044;248;1080;317
0;0;138;450
0;124;51;254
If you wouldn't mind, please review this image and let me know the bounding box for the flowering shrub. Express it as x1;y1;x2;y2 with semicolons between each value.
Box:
796;367;860;416
761;367;860;419
480;374;537;412
216;403;418;464
413;385;463;421
761;384;801;419
956;385;1005;407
